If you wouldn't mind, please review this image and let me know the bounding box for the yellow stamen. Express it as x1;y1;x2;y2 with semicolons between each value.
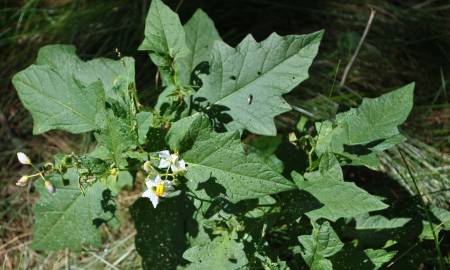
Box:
155;183;165;197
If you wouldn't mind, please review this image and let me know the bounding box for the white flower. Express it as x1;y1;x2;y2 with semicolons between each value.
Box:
157;150;171;169
17;152;32;165
157;150;187;175
16;176;29;186
142;175;174;208
171;158;186;175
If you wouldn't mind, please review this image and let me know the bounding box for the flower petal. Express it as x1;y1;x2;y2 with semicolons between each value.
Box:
149;192;160;208
158;159;171;169
158;150;171;159
142;189;152;198
171;159;187;175
145;178;156;189
170;153;179;163
178;159;186;169
163;180;174;189
142;189;160;208
154;175;162;184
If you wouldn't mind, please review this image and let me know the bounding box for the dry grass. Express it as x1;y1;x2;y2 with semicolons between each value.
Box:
1;181;142;269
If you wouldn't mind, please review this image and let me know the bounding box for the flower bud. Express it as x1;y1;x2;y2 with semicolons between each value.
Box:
110;168;118;177
288;132;298;143
16;176;29;186
17;152;32;165
143;161;153;173
44;180;55;193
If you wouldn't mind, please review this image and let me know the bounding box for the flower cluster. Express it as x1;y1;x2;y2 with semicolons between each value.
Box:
157;150;186;175
16;152;55;193
141;150;186;208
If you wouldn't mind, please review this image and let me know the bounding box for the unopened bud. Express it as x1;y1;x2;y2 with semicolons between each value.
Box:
143;161;153;173
110;168;118;177
44;180;55;193
16;176;29;186
43;162;54;171
17;152;32;165
288;132;298;143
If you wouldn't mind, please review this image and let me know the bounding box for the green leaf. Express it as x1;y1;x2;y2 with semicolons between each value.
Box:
316;83;414;157
194;30;323;135
139;0;187;82
183;235;248;270
330;245;395;270
339;151;380;170
354;213;411;230
166;113;210;152
245;135;284;173
32;171;108;251
13;44;137;134
304;152;343;181
94;110;137;167
337;83;414;145
419;220;442;240
178;9;221;85
37;45;136;106
298;221;343;270
101;171;133;194
12;66;104;134
430;206;450;230
368;134;406;152
364;249;397;270
292;172;388;221
255;253;290;270
137;112;153;144
318;153;343;180
183;123;295;203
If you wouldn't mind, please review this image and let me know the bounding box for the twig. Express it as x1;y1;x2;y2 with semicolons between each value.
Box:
175;0;185;12
387;242;419;268
413;0;438;9
90;252;120;270
112;246;135;267
0;232;31;250
291;105;317;119
339;9;376;87
65;248;70;270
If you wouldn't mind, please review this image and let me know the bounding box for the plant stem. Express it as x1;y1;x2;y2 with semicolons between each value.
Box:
398;150;445;270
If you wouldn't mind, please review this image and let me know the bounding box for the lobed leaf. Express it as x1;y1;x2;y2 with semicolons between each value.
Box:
182;118;295;203
315;83;414;168
12;44;137;134
194;30;324;135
